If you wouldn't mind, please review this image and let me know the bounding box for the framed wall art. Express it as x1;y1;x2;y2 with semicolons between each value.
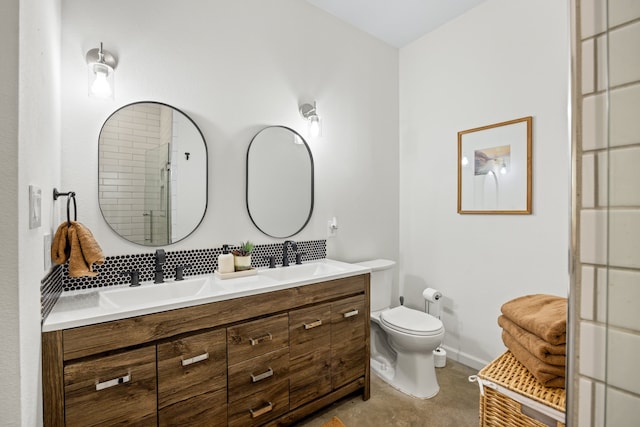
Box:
457;116;532;214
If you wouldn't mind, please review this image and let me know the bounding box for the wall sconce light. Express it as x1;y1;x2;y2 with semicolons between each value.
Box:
86;42;117;99
299;101;322;137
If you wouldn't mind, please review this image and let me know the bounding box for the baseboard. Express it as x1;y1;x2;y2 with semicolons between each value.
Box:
441;345;489;371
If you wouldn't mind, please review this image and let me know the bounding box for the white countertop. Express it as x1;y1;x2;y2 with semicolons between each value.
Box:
43;258;371;332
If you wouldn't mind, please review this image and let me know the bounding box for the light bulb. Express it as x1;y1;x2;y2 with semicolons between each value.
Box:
500;164;507;174
461;156;469;166
91;71;111;97
309;116;321;137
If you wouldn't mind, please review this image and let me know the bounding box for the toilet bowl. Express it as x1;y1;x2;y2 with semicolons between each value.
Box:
358;260;445;399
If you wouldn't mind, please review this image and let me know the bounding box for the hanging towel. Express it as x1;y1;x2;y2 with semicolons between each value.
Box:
51;221;104;277
498;315;566;366
500;294;567;345
501;329;566;388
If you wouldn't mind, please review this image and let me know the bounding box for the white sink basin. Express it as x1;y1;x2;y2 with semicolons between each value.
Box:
99;277;218;309
258;261;346;282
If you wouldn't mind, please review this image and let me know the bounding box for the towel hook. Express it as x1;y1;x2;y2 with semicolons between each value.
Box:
53;188;77;226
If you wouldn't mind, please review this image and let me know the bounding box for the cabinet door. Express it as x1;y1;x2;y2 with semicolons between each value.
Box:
289;303;332;409
64;346;156;426
331;295;366;389
157;328;227;426
227;313;289;365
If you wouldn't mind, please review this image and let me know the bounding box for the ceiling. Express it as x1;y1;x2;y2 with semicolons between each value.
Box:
305;0;486;48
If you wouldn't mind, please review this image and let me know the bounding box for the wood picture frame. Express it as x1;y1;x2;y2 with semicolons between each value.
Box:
457;116;532;214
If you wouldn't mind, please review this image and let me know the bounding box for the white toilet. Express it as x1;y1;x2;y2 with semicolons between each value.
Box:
357;259;445;399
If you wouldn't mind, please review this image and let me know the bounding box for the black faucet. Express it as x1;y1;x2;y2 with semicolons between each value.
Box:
120;270;140;287
154;249;166;283
282;240;298;267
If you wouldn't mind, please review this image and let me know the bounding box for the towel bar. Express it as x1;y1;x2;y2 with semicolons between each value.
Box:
53;188;77;225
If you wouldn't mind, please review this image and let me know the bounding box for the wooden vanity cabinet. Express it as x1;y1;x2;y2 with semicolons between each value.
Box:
157;328;227;426
331;295;367;389
63;346;157;426
42;273;370;426
289;303;332;409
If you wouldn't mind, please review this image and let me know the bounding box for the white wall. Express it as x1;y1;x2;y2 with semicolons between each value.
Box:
60;0;399;264
0;0;21;424
16;0;62;425
399;0;570;368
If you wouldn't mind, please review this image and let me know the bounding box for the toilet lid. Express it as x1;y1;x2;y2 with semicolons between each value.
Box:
380;306;444;336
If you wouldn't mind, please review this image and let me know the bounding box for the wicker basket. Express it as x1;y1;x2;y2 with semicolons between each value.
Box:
471;351;566;427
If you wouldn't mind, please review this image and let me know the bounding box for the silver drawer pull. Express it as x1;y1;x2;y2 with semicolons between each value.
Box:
250;401;273;418
251;367;274;383
95;374;130;391
304;319;323;330
343;309;359;318
249;333;273;346
181;352;209;367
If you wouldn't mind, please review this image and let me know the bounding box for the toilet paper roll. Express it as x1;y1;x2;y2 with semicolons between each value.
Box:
422;288;442;303
433;347;447;368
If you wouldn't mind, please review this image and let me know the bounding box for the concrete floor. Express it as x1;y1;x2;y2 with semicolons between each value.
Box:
297;359;480;427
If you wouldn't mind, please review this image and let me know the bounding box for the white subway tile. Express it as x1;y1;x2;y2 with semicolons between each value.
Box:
582;153;596;208
608;328;640;394
579;321;606;381
582;39;596;94
581;0;608;38
609;23;640;86
610;84;640;147
608;146;640;206
578;377;593;426
609;209;640;268
606;386;640;426
595;268;607;322
580;210;608;265
582;93;608;150
581;266;595;320
594;381;605;427
595;35;608;92
609;268;640;330
596;151;608;207
609;0;640;28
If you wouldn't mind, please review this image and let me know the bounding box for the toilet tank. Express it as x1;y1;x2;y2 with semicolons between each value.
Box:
356;259;396;312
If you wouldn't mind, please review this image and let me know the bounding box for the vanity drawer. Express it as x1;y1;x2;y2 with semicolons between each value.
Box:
289;302;331;359
227;313;289;365
64;346;157;426
158;388;227;427
331;294;366;389
228;347;290;402
227;379;289;427
157;328;227;409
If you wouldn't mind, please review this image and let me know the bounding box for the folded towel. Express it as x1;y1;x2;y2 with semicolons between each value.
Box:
501;294;567;345
498;315;566;366
502;329;565;388
51;221;104;277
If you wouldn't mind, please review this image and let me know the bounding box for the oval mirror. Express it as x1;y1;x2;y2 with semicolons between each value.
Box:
247;126;314;238
98;101;207;245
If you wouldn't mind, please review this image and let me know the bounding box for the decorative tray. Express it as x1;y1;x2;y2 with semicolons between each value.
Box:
214;268;257;280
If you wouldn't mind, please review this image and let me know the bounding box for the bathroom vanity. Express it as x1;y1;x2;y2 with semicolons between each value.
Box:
42;260;370;426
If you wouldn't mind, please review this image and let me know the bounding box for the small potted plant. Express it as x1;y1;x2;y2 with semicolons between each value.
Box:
232;241;255;271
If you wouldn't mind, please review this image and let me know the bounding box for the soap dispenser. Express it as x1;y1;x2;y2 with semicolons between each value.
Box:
218;244;234;274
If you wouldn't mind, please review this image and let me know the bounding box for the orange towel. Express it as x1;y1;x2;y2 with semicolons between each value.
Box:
498;315;566;366
502;329;566;388
51;221;104;277
500;294;567;345
320;416;346;427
